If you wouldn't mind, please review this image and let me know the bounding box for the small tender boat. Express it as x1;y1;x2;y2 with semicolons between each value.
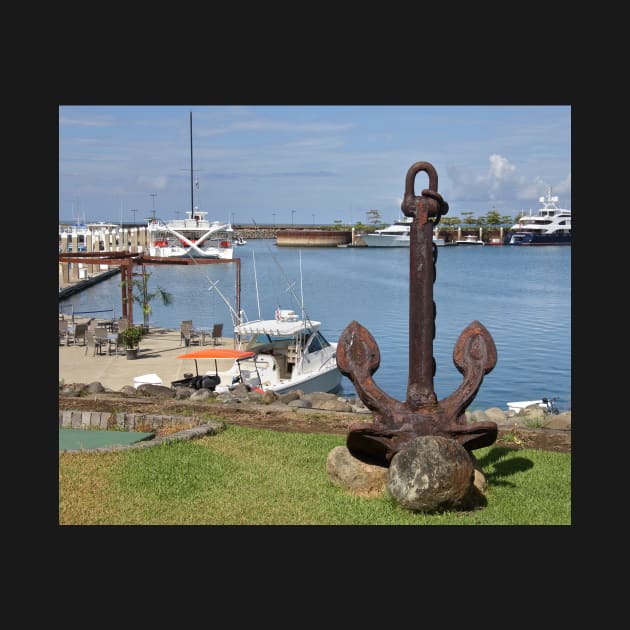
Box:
455;234;485;246
507;398;559;414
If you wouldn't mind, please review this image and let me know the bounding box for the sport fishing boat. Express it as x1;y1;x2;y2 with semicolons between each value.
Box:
175;248;342;395
358;216;445;247
147;210;234;259
229;308;341;394
504;188;571;245
176;308;342;395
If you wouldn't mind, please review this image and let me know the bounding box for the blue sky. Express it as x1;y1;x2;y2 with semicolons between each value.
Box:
59;105;571;226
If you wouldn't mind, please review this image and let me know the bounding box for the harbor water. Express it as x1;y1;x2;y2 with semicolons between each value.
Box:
59;240;571;412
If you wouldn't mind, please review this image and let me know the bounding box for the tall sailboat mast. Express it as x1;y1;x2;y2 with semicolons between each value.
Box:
190;111;194;216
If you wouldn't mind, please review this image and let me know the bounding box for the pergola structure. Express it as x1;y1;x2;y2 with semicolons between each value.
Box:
58;251;241;326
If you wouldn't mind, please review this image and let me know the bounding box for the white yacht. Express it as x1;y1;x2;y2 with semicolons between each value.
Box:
147;209;234;259
358;216;445;247
504;189;571;245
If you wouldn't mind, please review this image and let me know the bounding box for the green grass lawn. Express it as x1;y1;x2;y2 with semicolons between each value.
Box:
59;424;571;525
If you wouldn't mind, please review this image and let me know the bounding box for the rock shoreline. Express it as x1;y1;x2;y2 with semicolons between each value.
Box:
59;380;571;453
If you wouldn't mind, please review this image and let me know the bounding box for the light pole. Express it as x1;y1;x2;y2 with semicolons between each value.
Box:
312;213;315;225
231;212;236;226
291;210;296;225
272;213;276;226
130;209;138;224
150;193;157;220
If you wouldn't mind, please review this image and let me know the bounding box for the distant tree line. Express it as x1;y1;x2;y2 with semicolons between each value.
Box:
320;208;517;232
235;208;520;232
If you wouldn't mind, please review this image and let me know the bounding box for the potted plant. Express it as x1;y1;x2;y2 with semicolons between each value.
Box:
121;325;143;359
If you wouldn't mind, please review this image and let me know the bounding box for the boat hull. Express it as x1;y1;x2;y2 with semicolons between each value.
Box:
504;232;571;246
271;365;342;395
149;245;234;259
359;235;445;247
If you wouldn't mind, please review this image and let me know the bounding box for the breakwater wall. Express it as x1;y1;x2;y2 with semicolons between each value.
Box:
275;229;352;247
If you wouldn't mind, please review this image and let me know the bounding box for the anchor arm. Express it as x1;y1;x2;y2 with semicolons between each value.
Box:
337;320;405;424
438;320;497;421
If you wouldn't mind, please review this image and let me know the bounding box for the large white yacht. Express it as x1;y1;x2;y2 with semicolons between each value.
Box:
358;216;445;247
504;189;571;246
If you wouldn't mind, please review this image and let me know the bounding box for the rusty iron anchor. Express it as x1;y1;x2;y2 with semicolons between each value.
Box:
337;161;498;467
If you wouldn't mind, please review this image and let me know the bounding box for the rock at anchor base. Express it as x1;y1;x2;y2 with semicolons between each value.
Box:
387;436;484;512
326;445;388;495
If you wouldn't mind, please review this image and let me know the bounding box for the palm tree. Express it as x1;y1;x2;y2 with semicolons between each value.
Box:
121;266;174;331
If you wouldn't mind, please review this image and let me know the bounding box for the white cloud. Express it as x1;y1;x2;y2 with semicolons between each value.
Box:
446;153;570;211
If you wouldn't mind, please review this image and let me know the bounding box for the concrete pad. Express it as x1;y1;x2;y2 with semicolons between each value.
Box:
59;326;234;392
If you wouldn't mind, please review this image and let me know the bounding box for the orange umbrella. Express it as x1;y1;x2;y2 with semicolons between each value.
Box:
176;348;255;360
176;348;257;378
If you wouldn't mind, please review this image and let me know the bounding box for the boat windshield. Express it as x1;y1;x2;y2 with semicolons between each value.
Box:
244;328;327;353
308;331;332;352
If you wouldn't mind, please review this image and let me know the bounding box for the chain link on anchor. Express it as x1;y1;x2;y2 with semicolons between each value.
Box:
336;162;499;467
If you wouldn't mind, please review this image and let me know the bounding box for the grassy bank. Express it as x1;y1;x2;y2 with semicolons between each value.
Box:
59;424;571;525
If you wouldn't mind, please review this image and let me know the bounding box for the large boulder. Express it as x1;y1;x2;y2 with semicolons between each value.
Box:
326;445;388;495
303;392;353;412
387;436;477;512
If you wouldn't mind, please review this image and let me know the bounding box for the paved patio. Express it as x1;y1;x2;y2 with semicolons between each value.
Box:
59;326;234;391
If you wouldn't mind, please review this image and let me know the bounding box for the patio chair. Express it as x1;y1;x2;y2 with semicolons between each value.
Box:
180;320;200;347
116;317;129;334
72;322;88;346
95;327;118;355
85;330;106;356
59;319;69;346
211;323;224;346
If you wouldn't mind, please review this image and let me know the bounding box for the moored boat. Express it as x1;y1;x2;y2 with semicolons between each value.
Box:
230;308;341;394
147;210;234;259
177;308;341;396
455;234;485;246
504;188;571;246
358;216;445;247
146;111;234;259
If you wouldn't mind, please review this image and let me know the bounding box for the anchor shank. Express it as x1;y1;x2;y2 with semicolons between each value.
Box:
407;214;436;408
